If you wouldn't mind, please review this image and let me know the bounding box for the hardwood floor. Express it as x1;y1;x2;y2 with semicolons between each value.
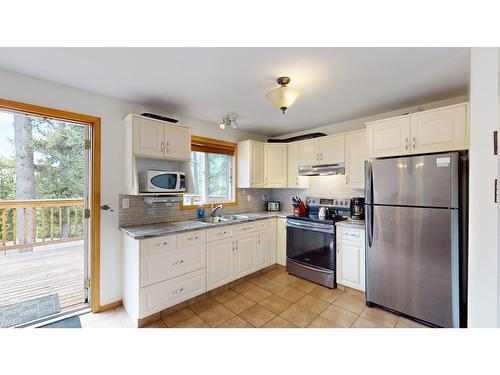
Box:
0;243;85;311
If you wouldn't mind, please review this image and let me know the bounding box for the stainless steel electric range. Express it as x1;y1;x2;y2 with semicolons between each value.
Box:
286;197;351;288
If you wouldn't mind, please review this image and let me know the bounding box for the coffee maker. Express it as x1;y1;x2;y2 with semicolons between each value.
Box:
350;197;365;220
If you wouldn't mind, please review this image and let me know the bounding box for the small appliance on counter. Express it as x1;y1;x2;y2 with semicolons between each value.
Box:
350;197;365;220
266;201;281;211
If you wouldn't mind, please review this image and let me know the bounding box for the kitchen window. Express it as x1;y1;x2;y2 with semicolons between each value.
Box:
182;136;237;208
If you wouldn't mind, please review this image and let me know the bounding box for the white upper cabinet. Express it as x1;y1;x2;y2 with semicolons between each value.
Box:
367;115;411;158
318;134;345;164
129;114;191;160
264;144;287;188
410;103;468;154
345;131;367;188
287;143;309;188
165;125;191;160
298;139;319;165
133;116;166;158
366;102;469;158
238;140;264;188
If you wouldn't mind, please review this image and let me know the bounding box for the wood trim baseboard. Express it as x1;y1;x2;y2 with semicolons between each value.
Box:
0;97;102;314
99;300;122;312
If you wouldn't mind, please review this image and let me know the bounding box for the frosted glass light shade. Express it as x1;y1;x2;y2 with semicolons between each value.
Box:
266;86;301;113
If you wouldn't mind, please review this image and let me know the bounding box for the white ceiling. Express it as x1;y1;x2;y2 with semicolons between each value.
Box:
0;48;470;136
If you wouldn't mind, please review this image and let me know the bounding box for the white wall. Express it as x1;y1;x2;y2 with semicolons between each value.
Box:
273;95;468;139
468;48;499;327
0;68;265;306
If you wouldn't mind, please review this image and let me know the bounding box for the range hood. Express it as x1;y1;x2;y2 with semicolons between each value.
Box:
298;163;345;176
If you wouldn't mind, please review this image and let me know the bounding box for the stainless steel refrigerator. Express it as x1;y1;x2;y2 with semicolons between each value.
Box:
365;152;468;328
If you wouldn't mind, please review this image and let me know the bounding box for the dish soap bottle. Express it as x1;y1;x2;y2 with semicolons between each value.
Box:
197;203;205;219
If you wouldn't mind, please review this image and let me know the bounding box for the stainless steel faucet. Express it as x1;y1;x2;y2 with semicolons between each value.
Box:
210;202;223;217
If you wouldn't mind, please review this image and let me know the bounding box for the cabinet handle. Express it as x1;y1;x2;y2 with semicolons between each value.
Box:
320;153;323;161
172;288;184;295
166;141;170;153
412;137;416;149
405;138;409;150
236;240;238;250
172;259;184;266
161;141;165;153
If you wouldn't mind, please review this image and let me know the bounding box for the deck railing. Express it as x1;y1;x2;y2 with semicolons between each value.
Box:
0;198;85;252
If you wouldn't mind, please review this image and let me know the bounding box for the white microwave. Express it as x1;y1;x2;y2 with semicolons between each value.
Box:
139;170;186;193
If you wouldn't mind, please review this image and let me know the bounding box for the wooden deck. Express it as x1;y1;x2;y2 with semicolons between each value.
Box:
0;243;86;311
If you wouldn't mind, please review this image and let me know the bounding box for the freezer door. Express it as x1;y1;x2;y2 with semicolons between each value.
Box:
366;205;459;327
370;152;458;208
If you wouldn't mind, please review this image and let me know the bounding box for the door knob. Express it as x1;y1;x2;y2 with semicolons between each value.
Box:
100;205;114;212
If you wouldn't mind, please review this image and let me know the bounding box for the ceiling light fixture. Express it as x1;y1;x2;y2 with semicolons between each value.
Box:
219;113;239;130
266;76;301;114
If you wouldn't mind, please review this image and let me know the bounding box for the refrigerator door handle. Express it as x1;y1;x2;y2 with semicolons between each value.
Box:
364;160;373;204
366;204;373;247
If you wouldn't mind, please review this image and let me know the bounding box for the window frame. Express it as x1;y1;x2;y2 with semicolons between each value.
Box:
180;135;238;210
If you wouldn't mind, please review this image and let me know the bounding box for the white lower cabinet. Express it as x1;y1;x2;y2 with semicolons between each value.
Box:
140;269;206;317
336;226;365;291
255;231;267;270
234;234;257;279
206;238;235;291
276;218;287;266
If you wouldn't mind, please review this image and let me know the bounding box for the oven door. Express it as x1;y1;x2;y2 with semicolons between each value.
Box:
286;219;335;271
149;172;180;191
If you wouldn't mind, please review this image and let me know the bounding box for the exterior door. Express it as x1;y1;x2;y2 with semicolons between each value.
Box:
206;239;234;290
165;125;191;160
264;144;287;187
411;104;468;154
234;234;256;279
367;115;411;158
250;142;264;187
366;205;458;327
133;117;165;157
319;135;344;164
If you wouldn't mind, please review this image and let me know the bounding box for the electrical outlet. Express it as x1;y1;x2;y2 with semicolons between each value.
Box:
247;194;252;202
262;194;267;201
122;198;129;209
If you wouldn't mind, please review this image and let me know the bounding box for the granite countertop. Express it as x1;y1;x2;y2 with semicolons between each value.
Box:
120;211;292;240
336;219;365;229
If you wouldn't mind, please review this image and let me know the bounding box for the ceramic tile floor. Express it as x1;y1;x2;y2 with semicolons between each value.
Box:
79;267;428;328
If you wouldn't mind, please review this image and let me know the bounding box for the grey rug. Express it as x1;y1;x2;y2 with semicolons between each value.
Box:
0;294;60;328
41;315;81;328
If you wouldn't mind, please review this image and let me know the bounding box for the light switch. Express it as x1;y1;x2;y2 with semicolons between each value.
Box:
122;198;130;209
247;194;252;202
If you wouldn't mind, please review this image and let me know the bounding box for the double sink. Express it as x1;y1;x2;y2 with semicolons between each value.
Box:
197;214;249;224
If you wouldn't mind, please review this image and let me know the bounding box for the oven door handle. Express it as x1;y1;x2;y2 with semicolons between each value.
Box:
286;222;333;234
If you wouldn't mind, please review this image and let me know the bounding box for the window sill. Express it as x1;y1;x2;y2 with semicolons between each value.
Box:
180;201;238;210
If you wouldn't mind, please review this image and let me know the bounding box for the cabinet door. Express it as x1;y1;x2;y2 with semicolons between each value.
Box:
266;219;277;266
298;140;319;166
206;239;234;291
319;135;345;164
345;131;367;188
250;142;264;187
255;231;266;270
410;103;468;154
133;117;165;157
287;143;309;188
234;234;256;279
367;116;411;158
337;239;365;291
276;218;287;266
264;144;287;187
165;125;191;160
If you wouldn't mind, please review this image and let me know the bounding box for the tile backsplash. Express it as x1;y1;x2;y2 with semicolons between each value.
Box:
119;188;273;227
119;175;364;227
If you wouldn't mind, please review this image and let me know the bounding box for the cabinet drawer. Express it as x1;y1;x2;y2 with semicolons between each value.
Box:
139;269;206;318
140;244;206;287
255;219;271;231
233;222;256;235
207;225;234;242
337;227;365;241
177;229;206;248
141;235;177;257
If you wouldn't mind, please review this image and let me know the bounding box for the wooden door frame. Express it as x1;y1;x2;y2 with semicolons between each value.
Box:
0;98;101;312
